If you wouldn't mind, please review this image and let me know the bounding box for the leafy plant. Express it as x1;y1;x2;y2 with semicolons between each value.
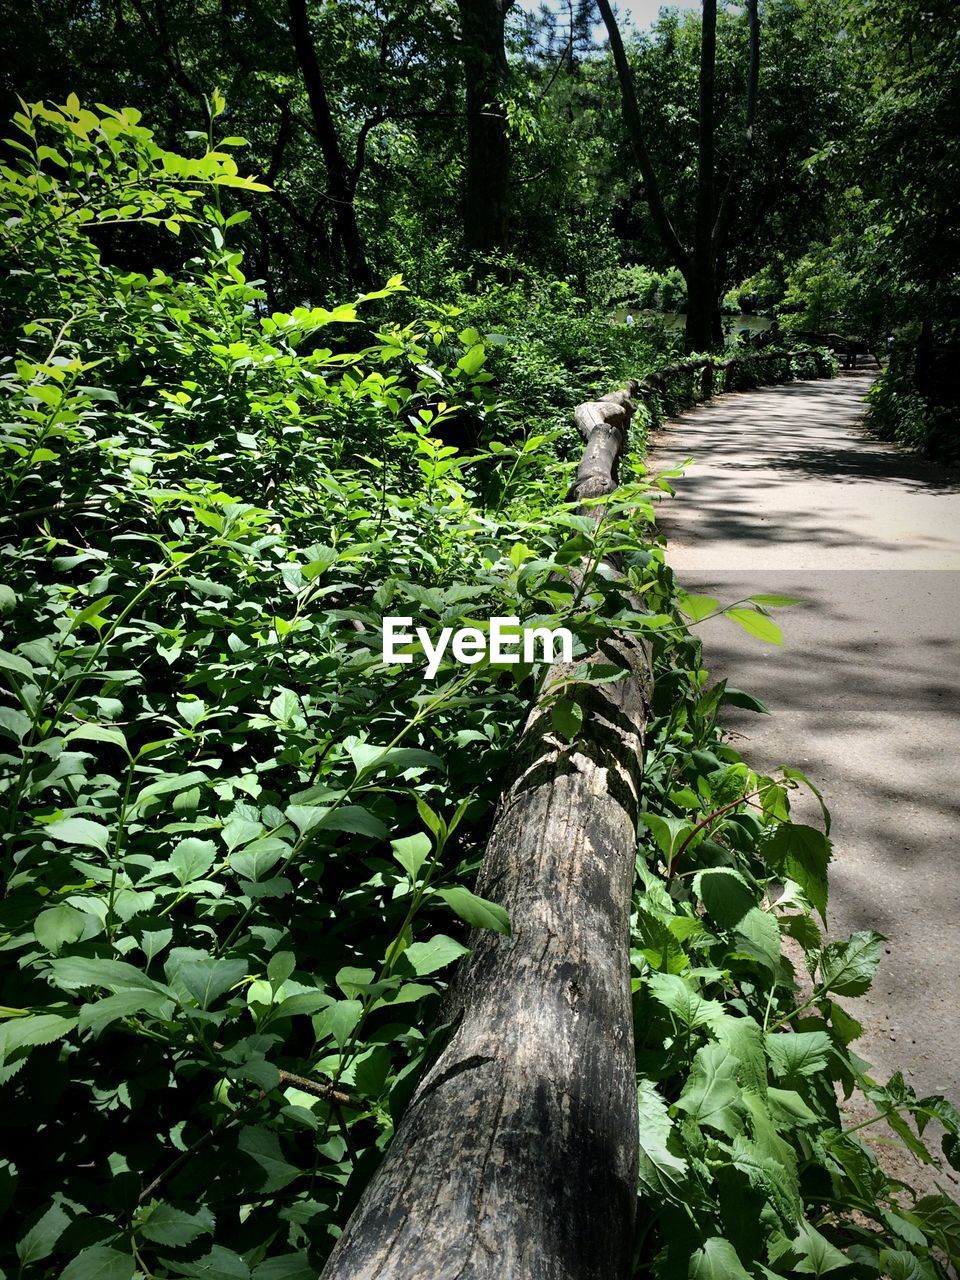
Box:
0;99;955;1280
629;553;960;1278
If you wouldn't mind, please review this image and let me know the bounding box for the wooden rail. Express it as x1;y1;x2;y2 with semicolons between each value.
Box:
635;345;837;419
320;386;650;1280
318;345;835;1280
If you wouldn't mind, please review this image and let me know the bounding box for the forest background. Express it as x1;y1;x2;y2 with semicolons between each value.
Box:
1;1;959;1278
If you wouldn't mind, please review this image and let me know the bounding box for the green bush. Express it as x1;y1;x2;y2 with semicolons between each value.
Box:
2;100;958;1280
866;356;959;461
0;99;642;1277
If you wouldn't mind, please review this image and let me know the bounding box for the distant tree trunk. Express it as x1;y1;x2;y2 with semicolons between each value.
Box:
598;0;759;355
596;0;690;279
686;0;721;351
286;0;373;290
914;317;934;395
458;0;512;257
685;267;722;352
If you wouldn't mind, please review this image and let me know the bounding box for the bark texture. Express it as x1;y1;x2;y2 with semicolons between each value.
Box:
319;389;650;1280
458;0;512;256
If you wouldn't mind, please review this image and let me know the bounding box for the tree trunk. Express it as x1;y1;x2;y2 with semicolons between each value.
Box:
458;0;511;257
599;0;760;356
319;390;650;1280
286;0;373;289
914;317;934;395
684;269;722;353
686;0;720;354
596;0;689;277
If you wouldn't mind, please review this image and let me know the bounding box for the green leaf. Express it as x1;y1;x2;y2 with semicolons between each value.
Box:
131;769;208;814
634;907;689;974
49;957;165;994
61;1245;135;1280
66;723;131;756
391;832;432;881
646;972;726;1032
170;837;217;884
237;1126;300;1191
0;706;31;740
734;906;782;971
346;741;443;779
730;1132;803;1223
178;957;246;1009
0;647;34;679
285;803;386;840
435;886;511;934
138;1201;215;1246
765;1029;832;1079
0;584;16;615
184;574;234;600
17;1201;70;1265
252;1254;315;1280
320;805;388;839
675;1042;742;1138
78;989;171;1036
41;816;111;853
170;1245;250;1279
636;1078;690;1204
314;998;362;1047
781;767;832;835
826;1000;862;1046
694;867;754;929
551;698;583;741
688;1238;752;1280
638;813;695;862
723;607;783;645
879;1250;937;1280
791;1222;850;1275
140;927;173;964
73;595;115;632
818;930;884;996
0;1014;74;1065
457;343;487;375
229;837;287;881
268;951;296;989
399;934;469;975
676;591;721;623
749;594;801;607
722;686;769;714
763;823;832;921
34;903;87;954
767;1087;819;1129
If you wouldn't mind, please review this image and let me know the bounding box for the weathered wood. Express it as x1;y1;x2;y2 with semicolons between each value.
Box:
319;392;651;1280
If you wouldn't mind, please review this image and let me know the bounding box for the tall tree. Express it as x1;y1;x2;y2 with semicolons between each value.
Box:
286;0;373;289
597;0;759;350
458;0;512;257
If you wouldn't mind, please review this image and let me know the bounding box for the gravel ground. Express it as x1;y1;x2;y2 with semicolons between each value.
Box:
648;371;960;1193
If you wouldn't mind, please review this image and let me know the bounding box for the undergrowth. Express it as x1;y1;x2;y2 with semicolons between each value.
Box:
1;99;958;1280
866;354;959;463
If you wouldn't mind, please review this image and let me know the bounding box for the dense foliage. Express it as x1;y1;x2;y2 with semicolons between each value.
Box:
0;102;660;1276
1;95;958;1280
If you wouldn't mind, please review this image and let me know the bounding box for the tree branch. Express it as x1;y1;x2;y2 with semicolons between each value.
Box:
712;0;760;254
595;0;690;274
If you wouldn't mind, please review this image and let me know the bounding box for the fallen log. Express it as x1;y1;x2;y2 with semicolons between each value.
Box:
319;387;652;1280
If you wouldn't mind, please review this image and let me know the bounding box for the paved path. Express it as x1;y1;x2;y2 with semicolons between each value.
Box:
649;372;960;1118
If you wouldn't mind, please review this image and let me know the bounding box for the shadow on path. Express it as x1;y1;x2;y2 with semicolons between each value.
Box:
649;376;960;1122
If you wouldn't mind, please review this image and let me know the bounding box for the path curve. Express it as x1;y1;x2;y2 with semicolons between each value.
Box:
649;372;960;1131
